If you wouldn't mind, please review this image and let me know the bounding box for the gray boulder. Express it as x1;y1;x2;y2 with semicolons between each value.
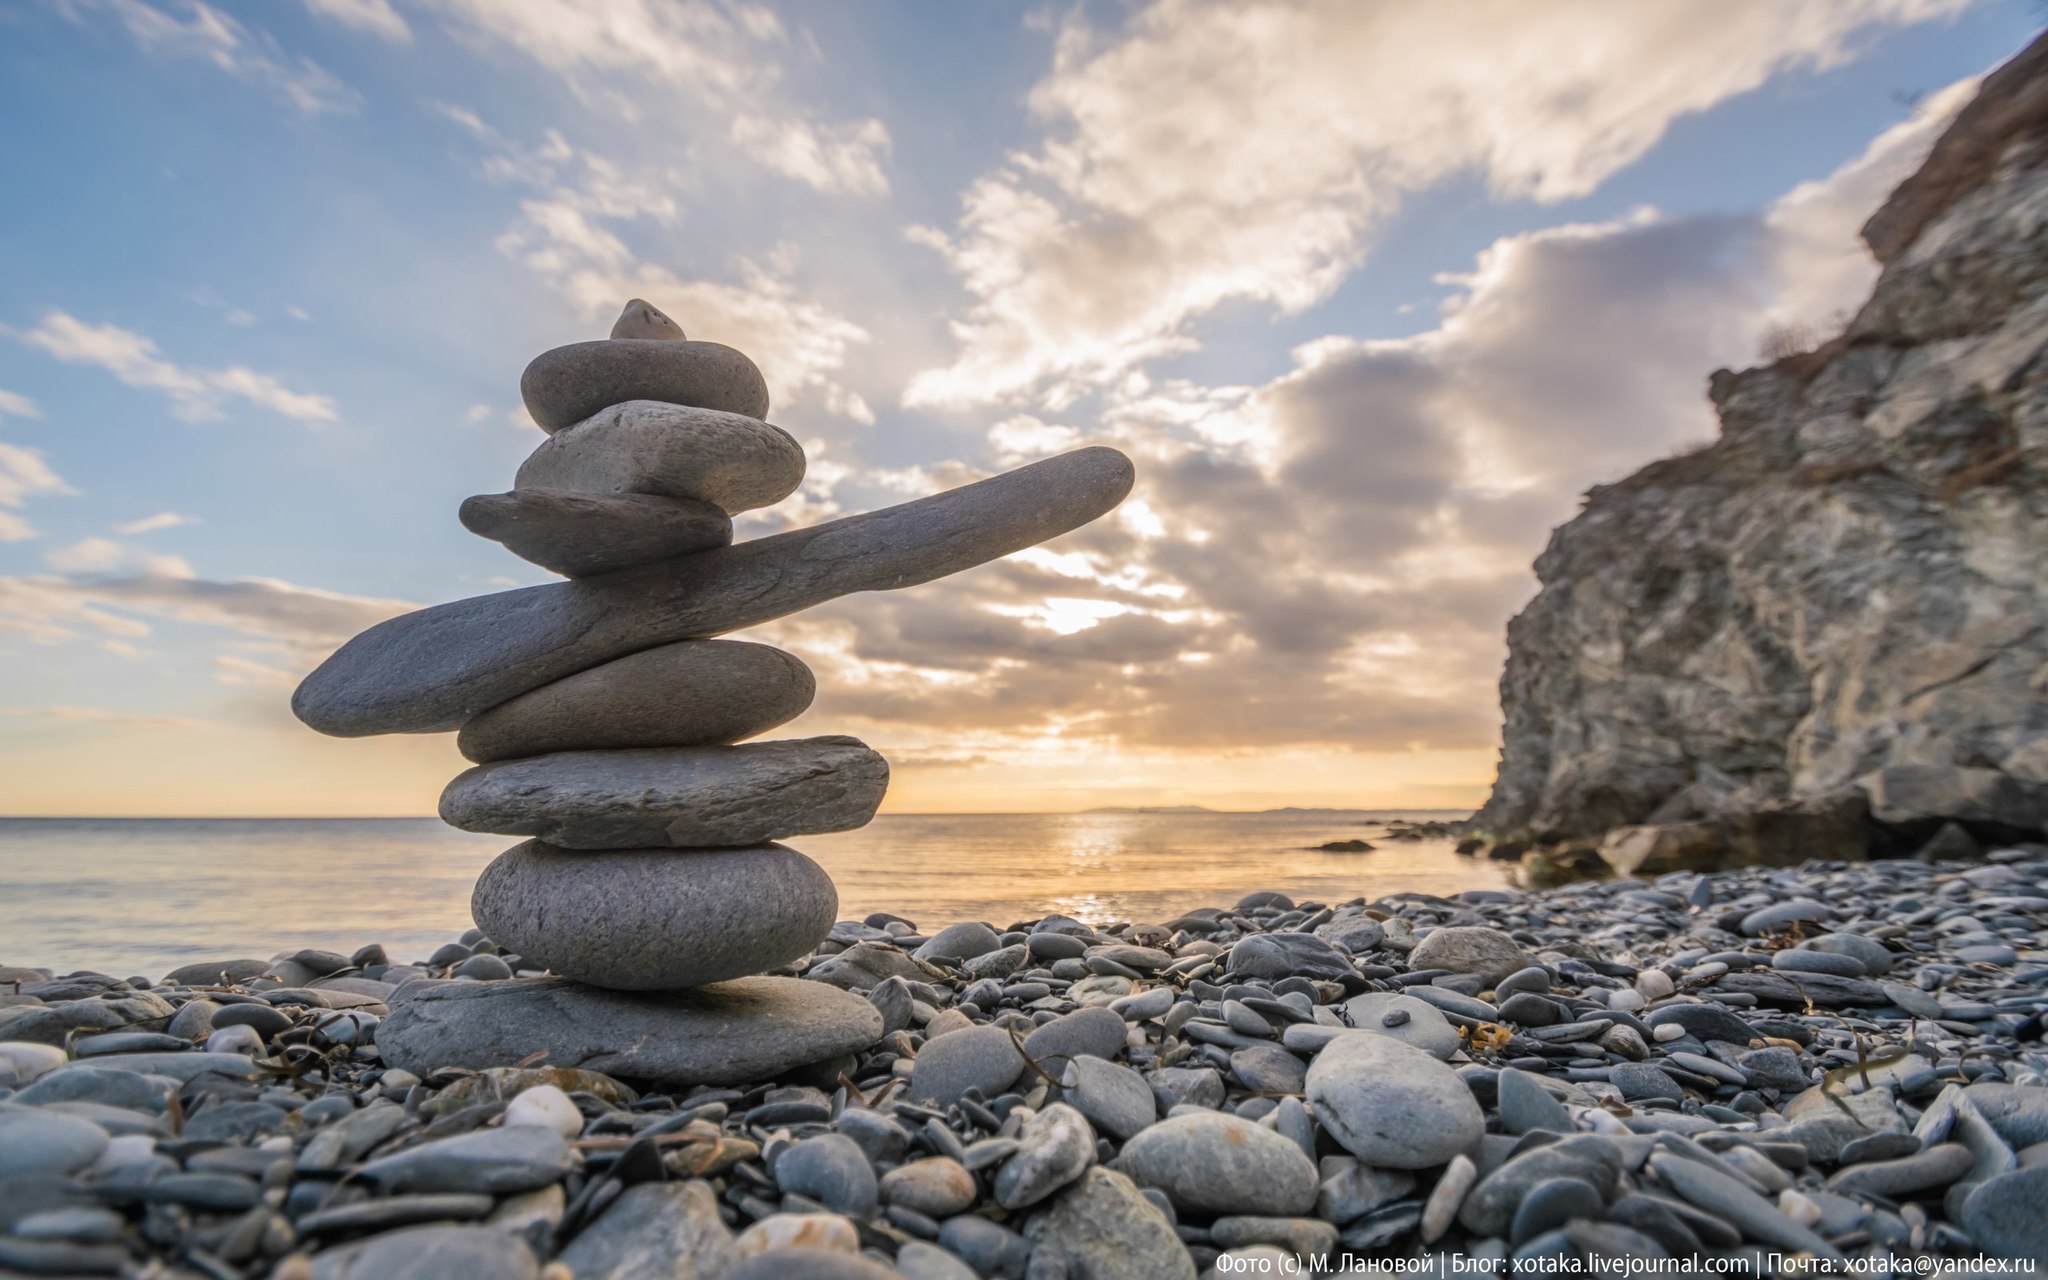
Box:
522;339;768;431
471;842;836;989
375;975;881;1086
1114;1112;1317;1215
1407;927;1528;986
515;400;804;515
1026;1168;1195;1280
556;1180;737;1280
441;737;887;848
1304;1032;1484;1169
458;489;730;578
456;640;814;763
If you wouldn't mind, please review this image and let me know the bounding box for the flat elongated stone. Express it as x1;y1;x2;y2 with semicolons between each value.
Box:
458;640;814;763
523;339;769;431
516;401;804;515
459;489;731;578
375;975;883;1086
441;737;886;848
471;842;836;989
295;448;1135;736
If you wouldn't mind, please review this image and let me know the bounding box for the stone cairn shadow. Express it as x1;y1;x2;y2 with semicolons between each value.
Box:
292;300;1133;1085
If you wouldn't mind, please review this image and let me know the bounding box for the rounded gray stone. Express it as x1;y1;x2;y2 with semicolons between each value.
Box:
442;737;887;849
516;400;802;515
1802;932;1894;975
295;448;1136;737
375;975;882;1086
1226;932;1355;981
1772;949;1866;978
993;1102;1095;1209
1304;1032;1484;1169
1961;1166;2048;1260
1609;1063;1683;1104
1510;1176;1604;1245
0;1111;110;1180
356;1126;573;1195
1739;900;1835;936
1025;1167;1195;1280
913;922;1004;964
556;1180;737;1280
459;489;731;579
1338;992;1461;1059
1022;1007;1128;1073
1114;1111;1317;1216
880;1157;978;1218
1408;927;1529;986
341;1224;541;1280
910;1024;1026;1107
1460;1135;1625;1236
773;1133;877;1218
1496;1067;1575;1136
472;842;835;989
458;640;814;763
522;340;769;432
1061;1057;1157;1142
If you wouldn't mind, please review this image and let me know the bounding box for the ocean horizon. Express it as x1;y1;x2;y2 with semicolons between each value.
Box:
0;810;1495;979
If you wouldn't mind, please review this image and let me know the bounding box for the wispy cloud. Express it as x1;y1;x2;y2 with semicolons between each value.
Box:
456;116;876;423
906;0;1969;408
301;0;411;44
730;115;892;197
114;511;200;535
0;569;415;681
418;0;891;195
44;536;193;578
15;312;338;424
0;443;76;543
0;390;41;420
53;0;360;115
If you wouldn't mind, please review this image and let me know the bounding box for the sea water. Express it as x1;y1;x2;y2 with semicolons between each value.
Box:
0;810;1501;978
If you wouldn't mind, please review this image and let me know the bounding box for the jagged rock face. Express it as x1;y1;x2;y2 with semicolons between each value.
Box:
1477;34;2048;853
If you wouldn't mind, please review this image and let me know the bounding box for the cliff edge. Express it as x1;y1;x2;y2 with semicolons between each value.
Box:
1474;31;2048;875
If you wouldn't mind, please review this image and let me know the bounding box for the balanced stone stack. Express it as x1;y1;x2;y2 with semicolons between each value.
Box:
293;300;1132;1084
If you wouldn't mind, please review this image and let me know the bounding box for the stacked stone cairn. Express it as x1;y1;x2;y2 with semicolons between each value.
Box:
292;300;1133;1085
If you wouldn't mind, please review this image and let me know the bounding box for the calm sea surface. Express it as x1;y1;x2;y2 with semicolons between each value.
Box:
0;812;1500;979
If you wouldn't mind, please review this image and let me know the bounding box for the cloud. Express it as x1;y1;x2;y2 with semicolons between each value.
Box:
15;312;338;424
54;0;360;115
302;0;411;43
0;442;76;543
730;115;892;197
905;0;1970;408
114;511;200;535
0;570;414;678
466;121;876;422
44;537;194;578
0;390;40;420
779;78;1965;769
416;0;891;195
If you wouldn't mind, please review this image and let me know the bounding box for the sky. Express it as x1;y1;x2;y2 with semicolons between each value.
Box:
0;0;2039;817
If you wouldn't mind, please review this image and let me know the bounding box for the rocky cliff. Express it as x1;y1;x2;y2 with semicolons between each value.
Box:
1474;32;2048;875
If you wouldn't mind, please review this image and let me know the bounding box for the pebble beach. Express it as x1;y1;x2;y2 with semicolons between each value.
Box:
4;848;2046;1277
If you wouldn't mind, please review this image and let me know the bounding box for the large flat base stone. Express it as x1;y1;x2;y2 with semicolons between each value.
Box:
375;976;881;1086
